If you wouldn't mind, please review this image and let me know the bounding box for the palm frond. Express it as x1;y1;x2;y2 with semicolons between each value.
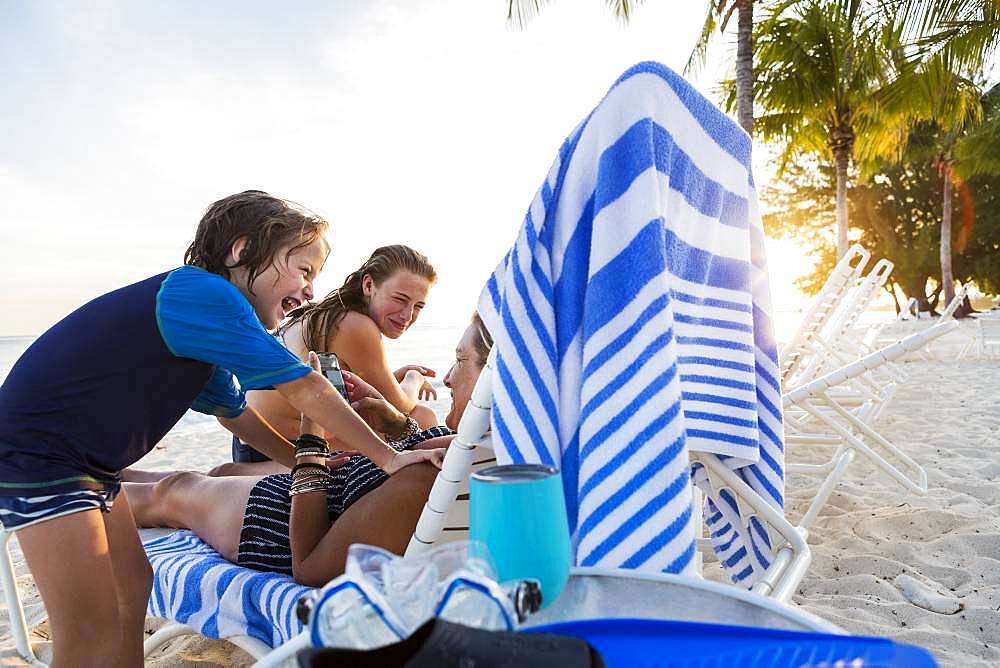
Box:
507;0;644;29
604;0;644;22
507;0;551;31
684;3;721;76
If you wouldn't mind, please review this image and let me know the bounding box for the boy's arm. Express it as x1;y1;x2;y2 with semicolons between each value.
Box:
217;407;297;467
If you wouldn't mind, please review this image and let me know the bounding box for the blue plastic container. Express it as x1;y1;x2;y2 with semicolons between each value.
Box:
469;464;571;610
524;618;937;667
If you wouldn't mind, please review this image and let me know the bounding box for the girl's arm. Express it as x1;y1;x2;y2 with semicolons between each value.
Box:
217;406;297;467
334;313;424;413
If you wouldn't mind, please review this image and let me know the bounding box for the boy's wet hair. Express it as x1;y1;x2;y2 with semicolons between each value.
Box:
184;190;329;293
285;244;436;353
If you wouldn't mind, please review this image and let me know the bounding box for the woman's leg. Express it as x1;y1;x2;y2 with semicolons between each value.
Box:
17;509;138;667
120;467;175;483
207;460;289;477
123;460;288;481
409;404;438;429
125;472;260;561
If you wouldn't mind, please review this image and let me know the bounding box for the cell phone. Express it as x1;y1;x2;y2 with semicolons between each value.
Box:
316;352;350;402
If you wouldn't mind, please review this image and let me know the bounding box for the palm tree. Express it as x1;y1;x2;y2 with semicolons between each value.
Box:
685;0;757;135
881;52;985;304
506;1;641;30
750;0;908;258
890;0;1000;304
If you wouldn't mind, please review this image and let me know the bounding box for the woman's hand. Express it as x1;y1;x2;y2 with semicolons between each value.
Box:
342;370;385;403
350;396;408;436
418;378;437;401
394;365;436;383
383;447;446;475
400;369;437;401
326;451;358;469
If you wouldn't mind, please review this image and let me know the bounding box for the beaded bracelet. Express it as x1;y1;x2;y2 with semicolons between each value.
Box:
291;462;330;477
291;474;329;489
295;448;329;459
289;469;331;496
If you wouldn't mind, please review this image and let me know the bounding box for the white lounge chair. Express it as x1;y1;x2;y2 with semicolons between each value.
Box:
406;349;497;558
782;320;959;531
978;316;1000;359
779;244;871;387
0;528;43;666
867;284;971;361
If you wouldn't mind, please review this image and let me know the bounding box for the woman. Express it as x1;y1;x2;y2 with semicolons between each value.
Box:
226;244;440;473
127;314;493;586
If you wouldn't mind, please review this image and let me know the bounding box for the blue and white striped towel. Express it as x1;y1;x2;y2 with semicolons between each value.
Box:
478;62;784;585
145;530;312;648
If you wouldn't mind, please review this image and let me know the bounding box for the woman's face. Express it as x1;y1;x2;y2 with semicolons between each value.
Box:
442;323;485;431
362;270;430;339
231;236;327;330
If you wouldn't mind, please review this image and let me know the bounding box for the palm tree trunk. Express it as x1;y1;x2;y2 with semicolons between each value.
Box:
940;168;955;305
735;0;754;135
834;146;850;259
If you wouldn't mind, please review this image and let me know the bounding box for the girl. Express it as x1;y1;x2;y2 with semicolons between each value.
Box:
127;314;493;585
225;245;440;472
0;191;443;666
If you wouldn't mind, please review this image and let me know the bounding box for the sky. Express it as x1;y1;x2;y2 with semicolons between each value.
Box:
0;0;811;336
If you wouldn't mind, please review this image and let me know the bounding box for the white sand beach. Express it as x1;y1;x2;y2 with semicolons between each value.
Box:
0;319;997;666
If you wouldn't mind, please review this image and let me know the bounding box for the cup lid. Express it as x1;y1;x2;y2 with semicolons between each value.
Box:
472;464;560;483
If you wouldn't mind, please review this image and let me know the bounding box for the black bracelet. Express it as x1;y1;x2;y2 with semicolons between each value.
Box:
295;433;329;452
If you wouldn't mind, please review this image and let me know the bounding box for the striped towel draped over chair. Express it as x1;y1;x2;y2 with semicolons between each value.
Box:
478;61;784;584
145;530;311;648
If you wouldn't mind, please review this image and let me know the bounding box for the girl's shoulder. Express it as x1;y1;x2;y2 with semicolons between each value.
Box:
337;310;381;339
279;321;309;360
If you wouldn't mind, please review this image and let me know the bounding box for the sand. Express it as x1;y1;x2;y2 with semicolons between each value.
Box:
0;318;997;666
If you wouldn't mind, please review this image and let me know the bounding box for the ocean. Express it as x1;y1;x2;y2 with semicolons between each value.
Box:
0;323;469;436
0;309;888;437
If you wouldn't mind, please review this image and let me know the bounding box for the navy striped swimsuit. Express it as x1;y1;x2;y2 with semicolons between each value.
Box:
236;426;452;574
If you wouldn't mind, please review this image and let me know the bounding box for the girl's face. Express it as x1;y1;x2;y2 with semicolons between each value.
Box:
231;236;328;330
362;270;430;339
442;323;484;431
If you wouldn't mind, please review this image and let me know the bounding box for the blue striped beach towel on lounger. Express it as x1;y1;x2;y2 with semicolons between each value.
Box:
145;530;312;648
478;61;784;585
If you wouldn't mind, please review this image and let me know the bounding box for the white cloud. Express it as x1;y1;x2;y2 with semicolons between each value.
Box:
2;0;740;335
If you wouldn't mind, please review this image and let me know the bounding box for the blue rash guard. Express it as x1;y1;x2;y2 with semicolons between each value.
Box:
0;266;311;496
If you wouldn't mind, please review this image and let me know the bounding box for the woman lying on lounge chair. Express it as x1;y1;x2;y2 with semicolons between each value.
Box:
127;314;492;586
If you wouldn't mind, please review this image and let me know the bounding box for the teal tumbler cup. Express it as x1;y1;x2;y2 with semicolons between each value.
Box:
469;464;572;610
